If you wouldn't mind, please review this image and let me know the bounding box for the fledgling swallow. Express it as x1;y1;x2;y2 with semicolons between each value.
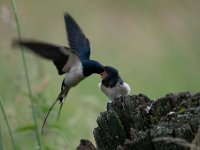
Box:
13;13;104;133
99;66;131;101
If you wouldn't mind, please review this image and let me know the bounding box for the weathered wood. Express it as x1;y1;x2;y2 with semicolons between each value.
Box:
76;92;200;150
76;139;96;150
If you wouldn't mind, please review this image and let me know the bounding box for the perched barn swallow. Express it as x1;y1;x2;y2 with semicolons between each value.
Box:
13;13;104;133
99;66;130;101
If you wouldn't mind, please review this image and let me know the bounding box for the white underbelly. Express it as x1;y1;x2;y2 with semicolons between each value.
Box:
99;81;131;101
64;62;85;87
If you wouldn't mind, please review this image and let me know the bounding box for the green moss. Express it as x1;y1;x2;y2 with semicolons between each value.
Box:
151;116;159;125
179;107;186;113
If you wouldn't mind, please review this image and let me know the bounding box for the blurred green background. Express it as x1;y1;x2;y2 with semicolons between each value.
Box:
0;0;200;149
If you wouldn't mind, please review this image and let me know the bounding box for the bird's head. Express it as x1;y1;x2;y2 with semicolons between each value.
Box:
82;60;104;76
100;66;119;80
100;66;121;87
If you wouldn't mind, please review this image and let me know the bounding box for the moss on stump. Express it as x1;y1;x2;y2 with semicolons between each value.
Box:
76;92;200;150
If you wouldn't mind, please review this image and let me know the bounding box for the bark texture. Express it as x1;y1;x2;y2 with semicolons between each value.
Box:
76;92;200;150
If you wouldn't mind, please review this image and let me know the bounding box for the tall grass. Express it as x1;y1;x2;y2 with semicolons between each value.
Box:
0;100;16;150
9;0;41;149
0;124;3;150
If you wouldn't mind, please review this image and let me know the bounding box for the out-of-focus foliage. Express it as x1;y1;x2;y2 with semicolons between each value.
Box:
0;0;199;149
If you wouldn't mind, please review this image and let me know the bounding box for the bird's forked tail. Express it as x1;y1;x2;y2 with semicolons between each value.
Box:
41;86;70;134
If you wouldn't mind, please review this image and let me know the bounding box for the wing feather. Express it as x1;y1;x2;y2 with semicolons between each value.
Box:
64;13;90;60
13;39;79;75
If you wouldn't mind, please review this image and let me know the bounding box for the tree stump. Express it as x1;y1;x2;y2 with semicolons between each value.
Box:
76;92;200;150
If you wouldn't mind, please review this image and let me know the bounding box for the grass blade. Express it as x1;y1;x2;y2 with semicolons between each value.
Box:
9;0;41;149
15;125;36;133
0;100;16;150
0;124;3;150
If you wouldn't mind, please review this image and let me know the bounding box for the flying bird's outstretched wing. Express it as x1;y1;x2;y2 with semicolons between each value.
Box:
13;40;79;75
64;13;90;60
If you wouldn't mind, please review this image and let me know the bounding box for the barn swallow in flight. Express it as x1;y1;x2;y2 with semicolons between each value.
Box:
99;66;130;102
13;13;104;133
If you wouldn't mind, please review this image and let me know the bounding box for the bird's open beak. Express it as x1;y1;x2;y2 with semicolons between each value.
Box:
100;71;108;80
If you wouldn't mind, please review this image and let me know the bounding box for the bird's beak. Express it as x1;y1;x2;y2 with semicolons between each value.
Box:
100;71;108;80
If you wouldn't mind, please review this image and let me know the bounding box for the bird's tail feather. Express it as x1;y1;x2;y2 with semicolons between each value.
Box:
56;88;69;121
41;86;70;134
57;103;63;121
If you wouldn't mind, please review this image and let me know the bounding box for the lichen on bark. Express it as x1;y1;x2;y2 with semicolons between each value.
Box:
76;92;200;150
